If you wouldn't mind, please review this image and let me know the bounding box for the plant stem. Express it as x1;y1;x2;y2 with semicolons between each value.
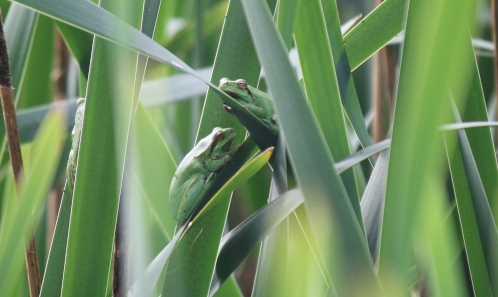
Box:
372;0;397;144
0;11;41;297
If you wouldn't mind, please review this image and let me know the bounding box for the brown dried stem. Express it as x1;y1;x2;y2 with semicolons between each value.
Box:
372;0;397;144
0;12;41;297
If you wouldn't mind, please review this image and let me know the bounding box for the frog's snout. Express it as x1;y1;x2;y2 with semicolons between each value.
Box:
219;78;229;85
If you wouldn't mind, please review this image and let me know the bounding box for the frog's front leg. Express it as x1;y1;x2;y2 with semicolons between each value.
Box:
203;154;232;172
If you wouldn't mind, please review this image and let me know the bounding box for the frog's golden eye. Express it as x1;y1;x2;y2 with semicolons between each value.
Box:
237;80;247;90
215;131;225;140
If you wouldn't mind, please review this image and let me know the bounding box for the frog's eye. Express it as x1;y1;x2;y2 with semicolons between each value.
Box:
215;131;225;140
237;80;247;90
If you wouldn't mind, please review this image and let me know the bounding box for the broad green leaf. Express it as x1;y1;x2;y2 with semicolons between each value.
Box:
240;0;381;295
60;0;141;295
344;0;405;70
379;0;476;292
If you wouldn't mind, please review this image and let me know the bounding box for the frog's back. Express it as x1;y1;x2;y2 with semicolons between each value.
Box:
169;136;212;209
250;86;275;115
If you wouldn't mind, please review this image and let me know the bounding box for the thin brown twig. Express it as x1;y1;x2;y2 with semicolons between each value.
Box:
0;11;41;297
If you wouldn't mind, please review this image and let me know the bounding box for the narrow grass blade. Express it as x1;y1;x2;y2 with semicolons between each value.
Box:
0;111;65;297
360;148;390;262
453;107;498;294
440;122;498;131
276;0;300;48
457;35;498;216
445;131;493;297
250;127;288;296
134;103;177;238
17;15;54;108
39;187;72;297
294;0;361;219
335;139;390;174
55;22;93;76
128;224;188;297
414;180;468;297
139;67;211;107
322;0;373;159
4;3;37;95
14;0;203;81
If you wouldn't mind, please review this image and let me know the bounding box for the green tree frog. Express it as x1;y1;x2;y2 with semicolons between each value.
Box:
219;78;278;133
66;98;86;194
169;127;238;225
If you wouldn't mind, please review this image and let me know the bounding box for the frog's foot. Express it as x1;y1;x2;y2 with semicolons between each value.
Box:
223;103;235;115
262;119;279;134
271;114;278;126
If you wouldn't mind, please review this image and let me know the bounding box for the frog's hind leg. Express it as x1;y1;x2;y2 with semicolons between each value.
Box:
177;175;210;223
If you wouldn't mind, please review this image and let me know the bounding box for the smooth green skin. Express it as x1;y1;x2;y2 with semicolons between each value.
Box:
169;127;238;225
66;97;86;194
219;78;278;133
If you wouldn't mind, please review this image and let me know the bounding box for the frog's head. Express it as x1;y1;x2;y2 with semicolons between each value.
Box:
208;127;236;156
219;78;256;104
